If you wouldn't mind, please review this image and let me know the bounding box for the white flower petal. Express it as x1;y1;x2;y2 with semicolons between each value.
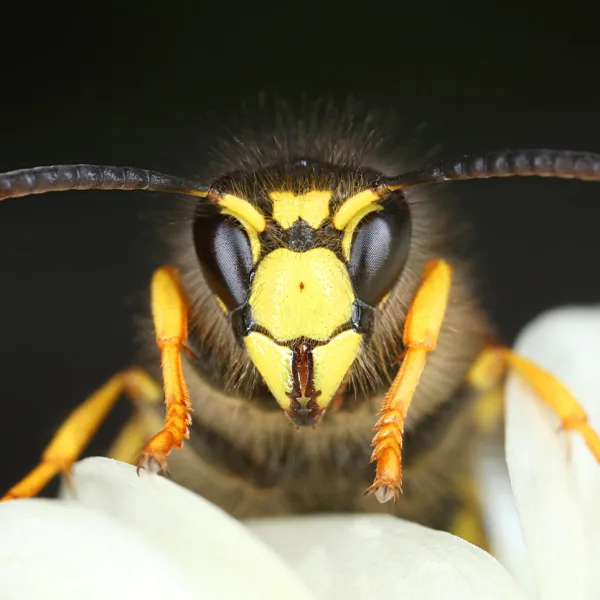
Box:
60;457;315;600
506;306;600;600
247;514;527;600
476;447;535;595
0;499;202;600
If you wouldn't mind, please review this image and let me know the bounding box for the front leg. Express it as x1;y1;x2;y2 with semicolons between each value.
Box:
137;266;193;474
367;259;452;502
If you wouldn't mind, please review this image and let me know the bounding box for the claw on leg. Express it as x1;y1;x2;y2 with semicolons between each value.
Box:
366;446;402;503
137;455;165;476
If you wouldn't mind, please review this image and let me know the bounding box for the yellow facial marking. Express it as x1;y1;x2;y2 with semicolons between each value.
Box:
249;247;354;342
221;208;261;263
219;194;266;232
341;203;383;261
244;330;363;414
244;332;293;410
313;330;362;408
333;189;381;230
269;190;331;229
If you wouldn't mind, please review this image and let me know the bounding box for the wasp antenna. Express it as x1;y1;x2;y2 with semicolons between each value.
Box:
385;149;600;191
0;165;210;201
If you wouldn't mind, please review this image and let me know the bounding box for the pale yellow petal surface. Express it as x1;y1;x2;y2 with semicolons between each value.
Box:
0;500;202;600
59;458;315;600
247;514;527;600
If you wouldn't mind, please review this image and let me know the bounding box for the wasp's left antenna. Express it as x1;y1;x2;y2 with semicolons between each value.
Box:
0;165;210;201
385;149;600;191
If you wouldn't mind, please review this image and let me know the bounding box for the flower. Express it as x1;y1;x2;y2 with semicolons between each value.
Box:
1;306;598;600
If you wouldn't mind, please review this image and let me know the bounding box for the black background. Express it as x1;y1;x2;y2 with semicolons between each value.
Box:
1;34;599;496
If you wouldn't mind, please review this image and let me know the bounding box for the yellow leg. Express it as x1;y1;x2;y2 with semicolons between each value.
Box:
502;349;600;460
1;368;161;501
136;266;193;473
367;259;453;502
467;345;600;460
445;350;506;549
107;390;165;464
467;347;506;434
449;475;489;551
108;414;151;464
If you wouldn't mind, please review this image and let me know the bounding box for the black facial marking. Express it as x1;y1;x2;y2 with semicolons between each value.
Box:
260;218;343;255
285;218;317;251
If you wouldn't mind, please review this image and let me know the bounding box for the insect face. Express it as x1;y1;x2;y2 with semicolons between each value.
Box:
193;161;412;426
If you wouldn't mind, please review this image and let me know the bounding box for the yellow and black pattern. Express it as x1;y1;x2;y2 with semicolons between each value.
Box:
194;162;410;427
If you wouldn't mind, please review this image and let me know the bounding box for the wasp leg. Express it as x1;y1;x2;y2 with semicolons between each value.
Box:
1;368;161;501
136;266;193;474
466;345;600;460
448;474;490;551
446;350;507;548
502;349;600;460
467;347;506;434
367;259;453;503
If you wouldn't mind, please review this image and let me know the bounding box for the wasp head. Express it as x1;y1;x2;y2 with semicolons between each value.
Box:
193;160;411;426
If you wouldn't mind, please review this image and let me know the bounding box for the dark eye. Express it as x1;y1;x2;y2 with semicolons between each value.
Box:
193;215;253;310
348;200;411;306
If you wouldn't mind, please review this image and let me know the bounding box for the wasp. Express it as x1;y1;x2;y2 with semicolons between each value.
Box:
1;108;599;547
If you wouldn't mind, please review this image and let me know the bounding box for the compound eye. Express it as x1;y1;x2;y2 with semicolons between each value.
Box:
348;201;411;306
194;215;253;311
